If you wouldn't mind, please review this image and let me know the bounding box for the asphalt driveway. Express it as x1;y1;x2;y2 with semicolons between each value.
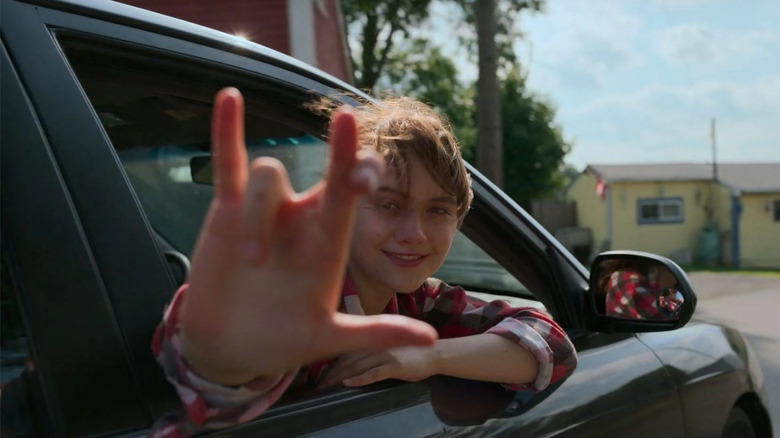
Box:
688;271;780;435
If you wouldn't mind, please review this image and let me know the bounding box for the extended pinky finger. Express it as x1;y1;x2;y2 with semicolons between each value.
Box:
349;149;384;195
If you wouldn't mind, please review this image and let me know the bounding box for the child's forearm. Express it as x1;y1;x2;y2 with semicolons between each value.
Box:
430;334;539;385
178;329;264;385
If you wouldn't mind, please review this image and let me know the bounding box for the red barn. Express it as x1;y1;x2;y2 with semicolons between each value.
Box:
118;0;352;82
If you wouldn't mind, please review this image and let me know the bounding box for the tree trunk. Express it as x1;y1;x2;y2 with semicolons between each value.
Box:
476;0;503;187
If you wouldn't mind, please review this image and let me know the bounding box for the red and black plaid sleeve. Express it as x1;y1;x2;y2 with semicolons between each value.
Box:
399;279;577;391
150;285;297;438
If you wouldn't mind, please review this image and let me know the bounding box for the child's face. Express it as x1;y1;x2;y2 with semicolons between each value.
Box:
348;156;459;296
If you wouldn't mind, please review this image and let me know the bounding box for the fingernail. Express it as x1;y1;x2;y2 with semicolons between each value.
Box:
353;166;378;192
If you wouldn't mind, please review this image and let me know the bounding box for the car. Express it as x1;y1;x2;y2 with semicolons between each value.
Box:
0;0;773;437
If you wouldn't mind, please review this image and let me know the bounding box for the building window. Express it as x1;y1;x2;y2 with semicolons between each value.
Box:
637;197;684;224
774;200;780;222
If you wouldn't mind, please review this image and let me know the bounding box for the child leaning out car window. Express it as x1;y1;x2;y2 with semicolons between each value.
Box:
149;88;578;437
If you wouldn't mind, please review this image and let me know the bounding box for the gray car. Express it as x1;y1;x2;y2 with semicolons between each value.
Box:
0;0;772;437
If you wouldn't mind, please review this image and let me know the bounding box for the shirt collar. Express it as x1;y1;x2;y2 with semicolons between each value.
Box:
341;274;399;315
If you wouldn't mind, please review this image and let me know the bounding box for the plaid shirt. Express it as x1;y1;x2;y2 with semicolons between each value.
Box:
605;269;669;319
150;277;577;437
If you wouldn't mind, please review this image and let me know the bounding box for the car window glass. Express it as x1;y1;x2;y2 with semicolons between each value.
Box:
437;232;544;310
58;37;329;256
56;36;543;312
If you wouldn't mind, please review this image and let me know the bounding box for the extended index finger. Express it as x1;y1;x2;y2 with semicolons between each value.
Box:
212;87;248;205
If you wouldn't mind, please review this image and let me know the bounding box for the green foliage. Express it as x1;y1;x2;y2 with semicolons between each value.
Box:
341;0;433;90
342;0;570;206
499;67;571;209
449;0;545;72
383;39;477;162
560;163;582;189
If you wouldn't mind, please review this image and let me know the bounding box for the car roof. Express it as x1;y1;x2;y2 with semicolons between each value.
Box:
24;0;357;94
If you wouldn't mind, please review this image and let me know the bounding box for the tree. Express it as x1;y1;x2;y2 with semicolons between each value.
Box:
450;0;545;70
343;0;545;91
341;0;569;205
499;66;571;209
383;38;477;161
383;49;570;209
341;0;433;90
452;0;545;188
475;0;502;187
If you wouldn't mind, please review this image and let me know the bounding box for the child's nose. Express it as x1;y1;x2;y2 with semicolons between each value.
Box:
396;212;426;244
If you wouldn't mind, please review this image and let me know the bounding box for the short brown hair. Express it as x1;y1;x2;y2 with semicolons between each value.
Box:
329;97;473;223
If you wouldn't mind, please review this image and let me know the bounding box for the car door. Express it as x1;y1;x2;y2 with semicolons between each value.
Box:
1;1;192;435
1;14;166;438
423;179;688;438
1;1;686;437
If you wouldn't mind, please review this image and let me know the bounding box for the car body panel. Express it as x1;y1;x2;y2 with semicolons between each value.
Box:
638;322;769;437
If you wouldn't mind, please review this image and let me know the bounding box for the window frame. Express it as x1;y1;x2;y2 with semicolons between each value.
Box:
1;21;153;434
51;33;571;429
636;197;684;225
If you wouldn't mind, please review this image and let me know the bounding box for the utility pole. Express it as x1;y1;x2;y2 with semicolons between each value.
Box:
710;118;718;181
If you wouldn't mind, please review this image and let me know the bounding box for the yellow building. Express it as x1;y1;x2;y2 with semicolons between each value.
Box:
566;163;780;269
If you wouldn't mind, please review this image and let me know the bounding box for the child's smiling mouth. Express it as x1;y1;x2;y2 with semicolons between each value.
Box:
382;251;428;267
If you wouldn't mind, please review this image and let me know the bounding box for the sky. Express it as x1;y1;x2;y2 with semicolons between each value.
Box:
428;1;780;171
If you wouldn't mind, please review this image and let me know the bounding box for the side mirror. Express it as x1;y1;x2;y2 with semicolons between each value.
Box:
585;251;697;333
190;155;213;185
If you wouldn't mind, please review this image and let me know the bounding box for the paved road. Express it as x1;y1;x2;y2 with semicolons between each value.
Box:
688;272;780;435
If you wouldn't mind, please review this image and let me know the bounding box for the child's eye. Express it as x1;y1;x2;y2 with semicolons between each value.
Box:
380;201;400;211
429;207;452;216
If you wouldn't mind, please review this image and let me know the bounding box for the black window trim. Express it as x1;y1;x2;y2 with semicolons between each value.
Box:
1;25;151;435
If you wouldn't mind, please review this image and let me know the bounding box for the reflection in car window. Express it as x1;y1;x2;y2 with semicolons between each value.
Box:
116;136;327;254
437;232;528;295
59;37;329;256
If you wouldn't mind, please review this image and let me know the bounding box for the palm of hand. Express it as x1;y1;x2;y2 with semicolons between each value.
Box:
177;89;437;385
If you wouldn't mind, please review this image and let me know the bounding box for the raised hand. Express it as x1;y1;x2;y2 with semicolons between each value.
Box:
177;88;437;385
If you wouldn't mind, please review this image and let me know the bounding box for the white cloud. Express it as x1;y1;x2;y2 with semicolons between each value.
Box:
509;2;780;169
656;25;717;64
649;0;708;8
563;75;780;167
656;25;780;66
419;0;780;170
519;1;644;91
